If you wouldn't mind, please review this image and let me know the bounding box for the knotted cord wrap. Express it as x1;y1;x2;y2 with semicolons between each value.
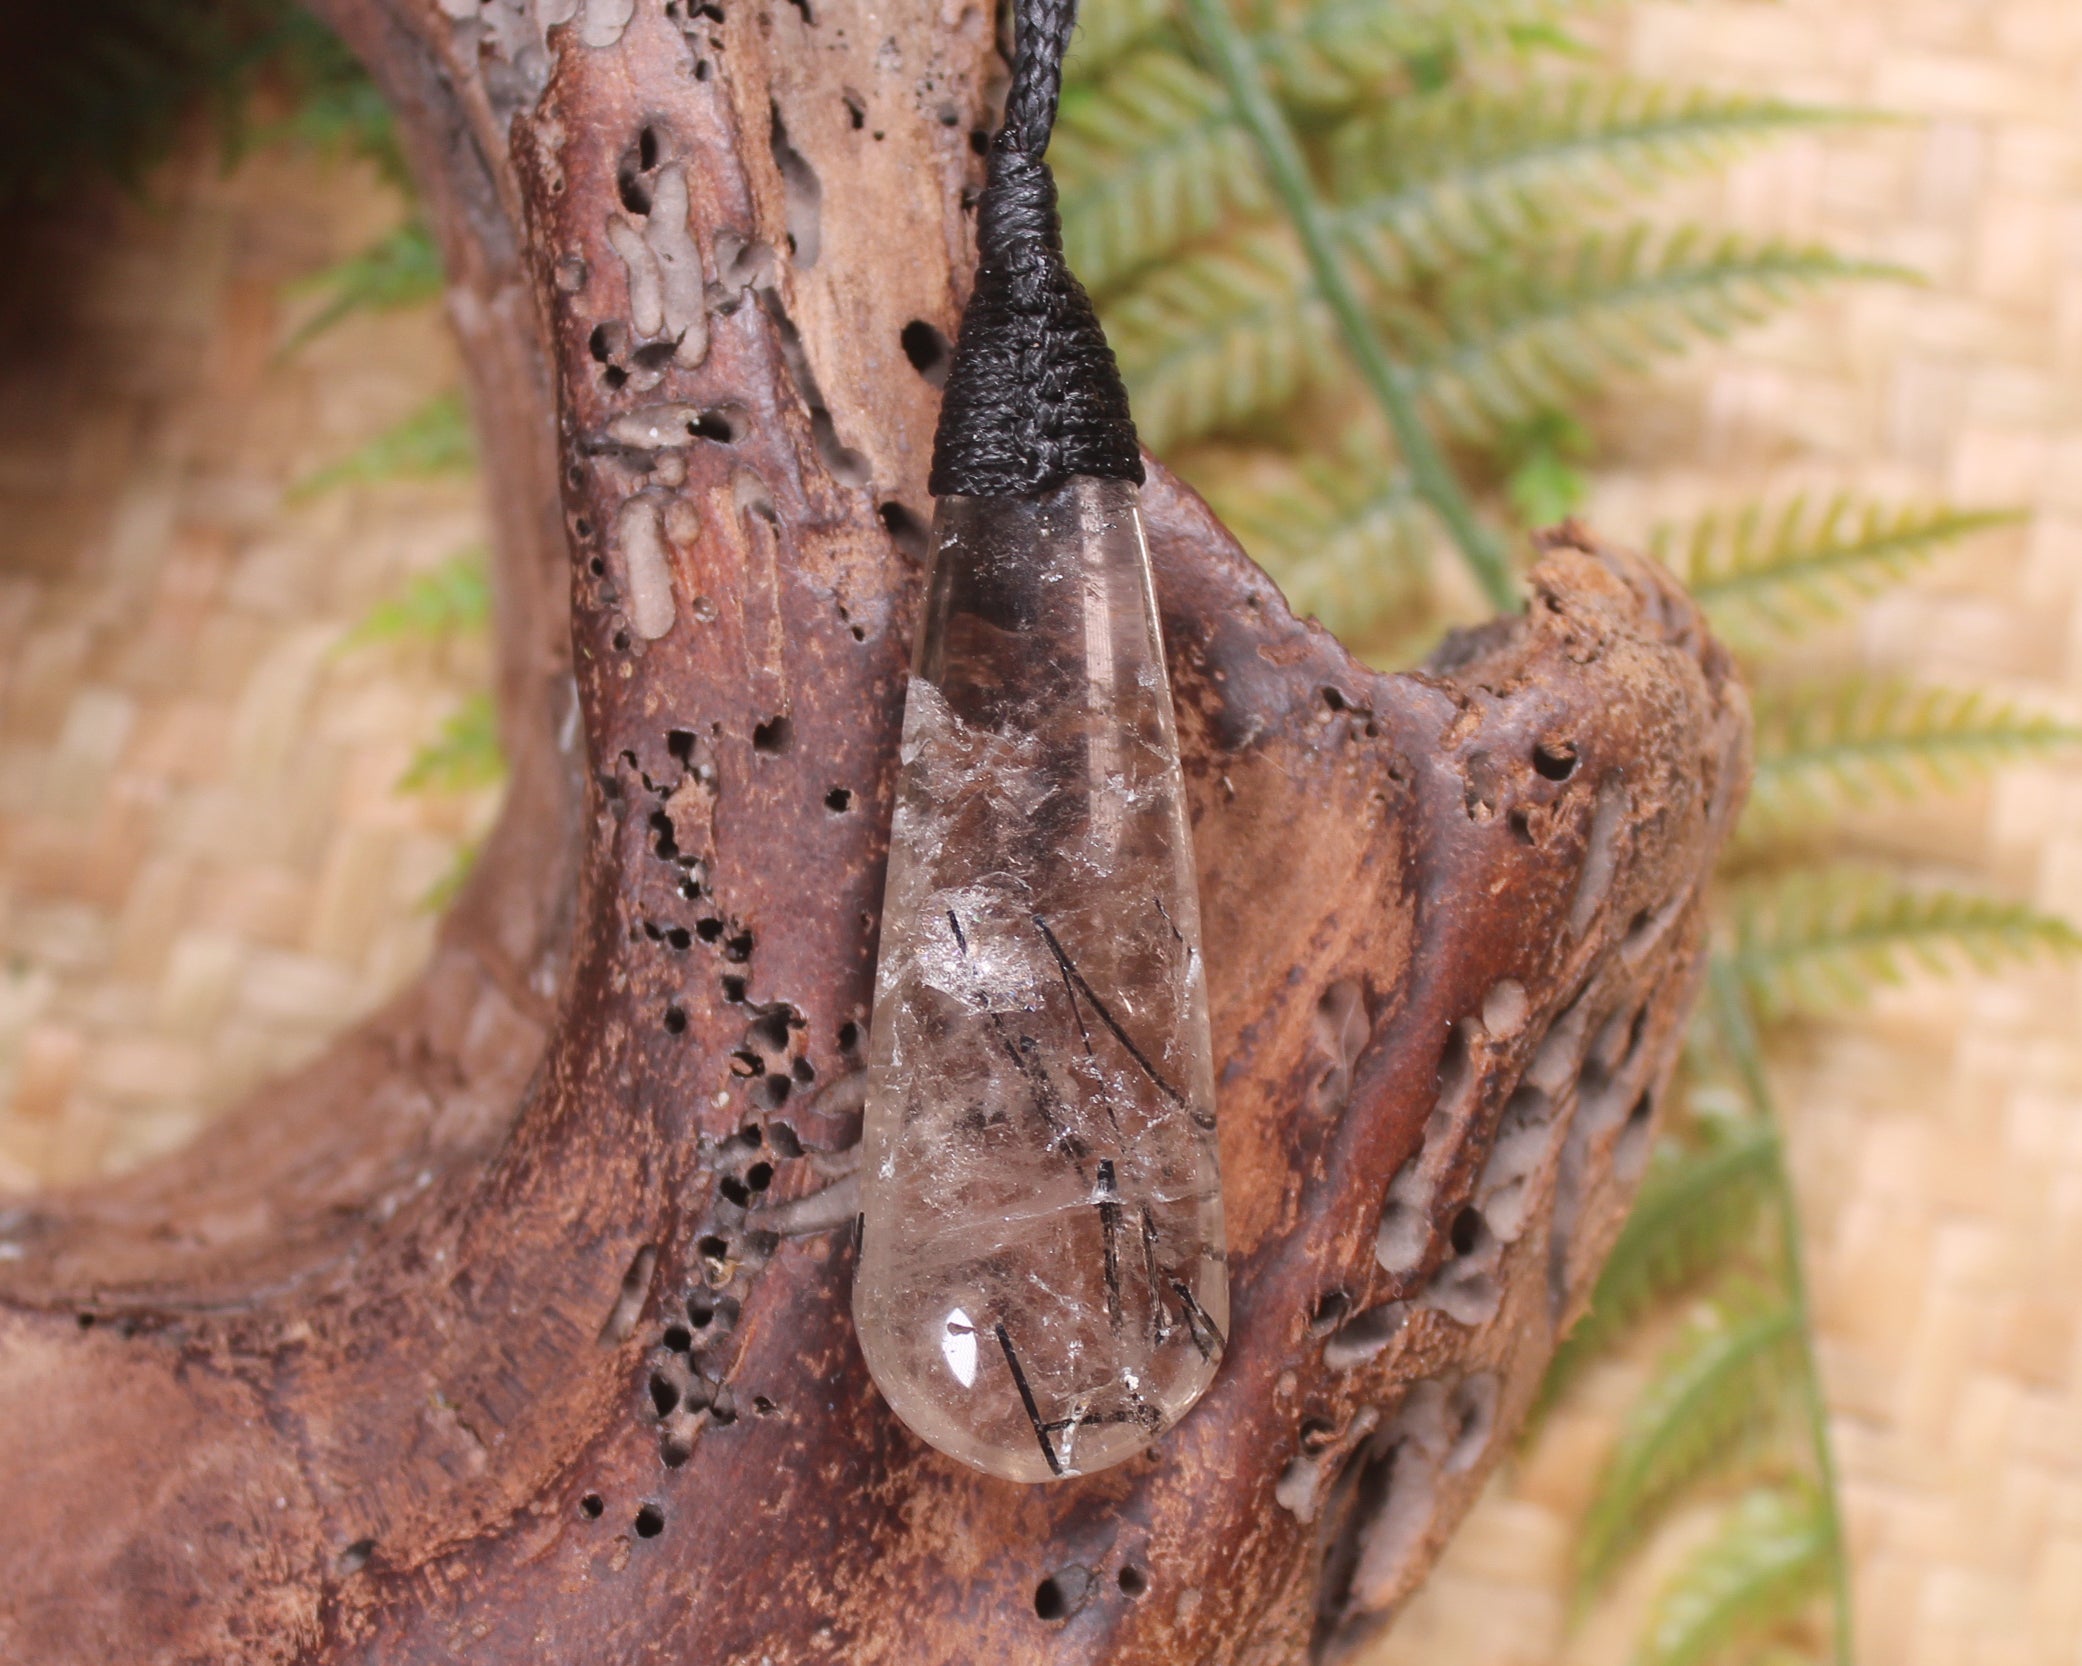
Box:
927;0;1144;498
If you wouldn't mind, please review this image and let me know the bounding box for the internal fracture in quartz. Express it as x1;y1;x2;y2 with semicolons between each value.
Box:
854;476;1228;1483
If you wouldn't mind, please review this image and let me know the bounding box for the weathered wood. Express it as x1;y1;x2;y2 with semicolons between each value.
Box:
0;3;1749;1662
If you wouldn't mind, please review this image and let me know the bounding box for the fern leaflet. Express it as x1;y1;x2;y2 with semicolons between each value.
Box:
1200;439;1428;639
1056;50;1270;291
1636;1487;1831;1666
1498;407;1593;526
282;219;444;354
1106;231;1339;448
1420;230;1909;441
0;0;325;210
1108;228;1898;449
1330;79;1863;278
398;692;505;795
419;838;486;913
245;12;410;187
339;549;491;651
1062;0;1178;85
1577;1285;1803;1599
1253;0;1589;111
1542;1117;1778;1408
1062;64;1854;294
1660;499;2025;645
1747;678;2081;834
292;391;477;502
1726;867;2082;1019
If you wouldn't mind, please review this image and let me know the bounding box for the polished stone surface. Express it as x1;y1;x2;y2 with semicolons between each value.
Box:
854;477;1227;1482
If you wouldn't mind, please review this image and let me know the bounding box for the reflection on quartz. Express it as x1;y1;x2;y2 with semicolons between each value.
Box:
941;1308;979;1388
853;476;1228;1483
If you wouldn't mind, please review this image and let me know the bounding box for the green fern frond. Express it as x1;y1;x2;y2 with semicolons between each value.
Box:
1254;0;1586;111
1748;678;2081;833
1635;1487;1831;1666
1056;50;1269;291
240;10;408;186
1109;228;1884;449
1578;1286;1803;1599
1421;230;1909;441
1725;867;2082;1019
1499;407;1593;527
419;837;485;913
1330;80;1864;279
0;0;305;210
339;549;492;651
1106;232;1339;448
1506;20;1597;59
258;63;405;186
1543;1118;1779;1407
282;219;444;354
1063;0;1179;84
398;693;505;795
1200;438;1428;636
1662;499;2026;644
292;391;476;502
1111;232;1891;451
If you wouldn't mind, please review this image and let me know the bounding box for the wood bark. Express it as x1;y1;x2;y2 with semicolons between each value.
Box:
0;2;1751;1662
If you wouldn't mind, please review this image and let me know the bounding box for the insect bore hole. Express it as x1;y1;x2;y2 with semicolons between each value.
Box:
900;319;950;387
1533;740;1578;781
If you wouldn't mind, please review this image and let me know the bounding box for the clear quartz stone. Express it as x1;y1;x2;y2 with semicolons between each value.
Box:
854;476;1227;1483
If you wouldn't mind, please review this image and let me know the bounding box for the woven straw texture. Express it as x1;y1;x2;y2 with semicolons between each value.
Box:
0;141;495;1188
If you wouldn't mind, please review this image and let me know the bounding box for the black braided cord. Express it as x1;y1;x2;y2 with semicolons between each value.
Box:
927;0;1144;498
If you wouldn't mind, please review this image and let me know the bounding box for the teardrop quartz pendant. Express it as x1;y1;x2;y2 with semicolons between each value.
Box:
854;476;1227;1482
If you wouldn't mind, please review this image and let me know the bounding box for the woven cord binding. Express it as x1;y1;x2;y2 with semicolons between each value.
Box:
927;0;1143;498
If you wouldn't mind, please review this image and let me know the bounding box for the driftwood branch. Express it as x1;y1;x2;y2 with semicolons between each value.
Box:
0;3;1749;1662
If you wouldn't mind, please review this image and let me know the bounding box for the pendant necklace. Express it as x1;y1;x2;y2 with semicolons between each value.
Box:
850;0;1228;1482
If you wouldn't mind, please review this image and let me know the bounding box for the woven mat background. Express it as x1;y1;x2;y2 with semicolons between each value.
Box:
1;4;2079;1662
0;141;495;1187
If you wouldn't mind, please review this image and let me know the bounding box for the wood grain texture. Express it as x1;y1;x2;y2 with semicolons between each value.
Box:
0;3;1749;1661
